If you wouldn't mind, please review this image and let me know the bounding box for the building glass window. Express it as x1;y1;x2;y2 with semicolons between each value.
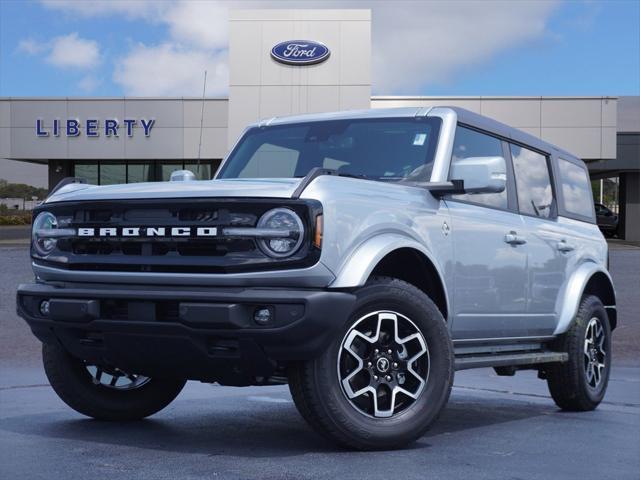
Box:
511;144;555;219
127;162;154;183
73;160;220;185
100;162;126;185
160;162;185;181
450;126;508;210
184;161;213;180
73;162;98;185
591;177;619;214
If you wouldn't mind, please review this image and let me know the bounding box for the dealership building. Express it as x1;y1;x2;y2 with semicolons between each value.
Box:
1;9;638;239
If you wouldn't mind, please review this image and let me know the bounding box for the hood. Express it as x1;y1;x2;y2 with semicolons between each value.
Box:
45;178;302;203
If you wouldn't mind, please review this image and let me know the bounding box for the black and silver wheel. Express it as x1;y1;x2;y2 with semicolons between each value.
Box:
338;311;430;418
85;365;151;390
583;317;607;390
43;342;187;421
546;295;612;411
289;277;454;450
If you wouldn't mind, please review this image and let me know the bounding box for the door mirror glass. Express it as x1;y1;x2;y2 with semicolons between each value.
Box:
450;156;507;194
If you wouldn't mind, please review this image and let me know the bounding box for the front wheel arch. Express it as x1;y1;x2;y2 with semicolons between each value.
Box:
369;248;448;321
330;234;449;321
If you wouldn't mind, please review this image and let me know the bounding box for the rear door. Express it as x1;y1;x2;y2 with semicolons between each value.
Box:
510;144;567;335
445;126;528;340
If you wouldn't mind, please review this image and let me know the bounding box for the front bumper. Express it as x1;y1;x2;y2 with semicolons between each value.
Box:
17;281;355;385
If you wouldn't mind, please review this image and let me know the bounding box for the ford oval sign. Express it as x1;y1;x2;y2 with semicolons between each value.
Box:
271;40;330;66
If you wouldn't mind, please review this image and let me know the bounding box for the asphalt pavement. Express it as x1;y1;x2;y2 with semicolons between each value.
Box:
0;225;30;242
1;244;639;479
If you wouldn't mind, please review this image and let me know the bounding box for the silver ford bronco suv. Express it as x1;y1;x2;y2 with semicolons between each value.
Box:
17;107;616;450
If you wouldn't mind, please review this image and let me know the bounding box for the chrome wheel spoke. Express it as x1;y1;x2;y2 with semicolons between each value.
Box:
338;311;430;419
583;317;607;390
85;364;151;391
586;364;594;384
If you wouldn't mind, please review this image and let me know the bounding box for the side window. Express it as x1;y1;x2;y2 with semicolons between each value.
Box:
557;158;595;219
238;143;299;178
450;126;508;210
511;144;555;219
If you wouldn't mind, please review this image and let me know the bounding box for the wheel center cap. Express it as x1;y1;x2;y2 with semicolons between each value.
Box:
376;357;390;373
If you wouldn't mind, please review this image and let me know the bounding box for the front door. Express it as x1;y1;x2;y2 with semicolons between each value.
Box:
447;202;529;340
445;126;528;340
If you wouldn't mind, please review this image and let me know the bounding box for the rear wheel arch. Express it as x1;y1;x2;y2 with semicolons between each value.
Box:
555;263;617;335
583;272;617;330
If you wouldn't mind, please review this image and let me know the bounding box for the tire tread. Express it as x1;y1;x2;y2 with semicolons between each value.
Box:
546;295;610;411
288;276;454;450
43;342;186;421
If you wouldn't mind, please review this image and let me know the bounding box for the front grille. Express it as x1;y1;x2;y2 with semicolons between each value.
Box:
69;238;255;257
34;198;321;274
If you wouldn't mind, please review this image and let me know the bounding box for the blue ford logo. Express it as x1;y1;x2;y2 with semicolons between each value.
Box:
271;40;330;66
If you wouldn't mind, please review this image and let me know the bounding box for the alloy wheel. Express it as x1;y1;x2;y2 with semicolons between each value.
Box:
337;311;430;418
85;365;151;391
584;317;606;389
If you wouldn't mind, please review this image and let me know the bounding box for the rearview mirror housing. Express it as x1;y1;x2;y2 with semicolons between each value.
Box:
449;156;507;194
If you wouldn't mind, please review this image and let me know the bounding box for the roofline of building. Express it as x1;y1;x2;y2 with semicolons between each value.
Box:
372;95;620;100
0;97;230;101
0;95;625;101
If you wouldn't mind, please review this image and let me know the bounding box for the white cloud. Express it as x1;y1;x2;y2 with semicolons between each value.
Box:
113;43;228;96
370;1;558;93
39;0;560;95
45;33;100;69
17;38;47;55
164;2;228;50
78;75;101;92
40;0;166;20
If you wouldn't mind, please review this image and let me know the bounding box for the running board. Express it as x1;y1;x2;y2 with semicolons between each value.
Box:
454;351;568;371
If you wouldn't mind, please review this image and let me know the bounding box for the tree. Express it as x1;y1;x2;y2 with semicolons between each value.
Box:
0;179;48;200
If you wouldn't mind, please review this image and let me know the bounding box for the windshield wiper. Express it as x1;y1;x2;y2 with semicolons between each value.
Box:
335;172;370;179
292;167;466;199
293;170;368;180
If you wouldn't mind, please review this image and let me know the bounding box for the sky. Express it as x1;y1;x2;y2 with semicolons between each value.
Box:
0;0;638;97
0;0;638;188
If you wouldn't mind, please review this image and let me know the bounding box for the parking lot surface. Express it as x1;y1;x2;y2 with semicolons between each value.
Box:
1;244;639;479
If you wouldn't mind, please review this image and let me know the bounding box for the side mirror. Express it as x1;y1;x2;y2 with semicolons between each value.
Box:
170;170;196;182
450;156;507;194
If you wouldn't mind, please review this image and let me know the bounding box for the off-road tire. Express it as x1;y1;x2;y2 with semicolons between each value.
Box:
288;276;454;450
43;342;187;421
546;295;612;411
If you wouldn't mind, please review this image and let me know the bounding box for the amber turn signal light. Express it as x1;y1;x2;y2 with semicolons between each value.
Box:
314;214;323;249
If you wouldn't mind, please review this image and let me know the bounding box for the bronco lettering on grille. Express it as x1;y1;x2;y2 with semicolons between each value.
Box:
77;227;218;237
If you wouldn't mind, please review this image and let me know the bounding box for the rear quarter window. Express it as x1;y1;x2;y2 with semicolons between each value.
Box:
511;144;555;219
557;158;595;220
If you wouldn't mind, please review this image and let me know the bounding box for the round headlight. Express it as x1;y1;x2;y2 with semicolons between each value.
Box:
257;208;304;258
32;211;58;256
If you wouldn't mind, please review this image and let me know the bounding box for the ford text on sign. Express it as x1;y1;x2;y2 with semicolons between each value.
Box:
270;40;330;66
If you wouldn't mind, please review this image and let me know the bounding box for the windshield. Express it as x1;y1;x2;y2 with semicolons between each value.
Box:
217;117;441;182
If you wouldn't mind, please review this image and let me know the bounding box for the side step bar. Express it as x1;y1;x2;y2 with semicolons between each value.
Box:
454;351;568;371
